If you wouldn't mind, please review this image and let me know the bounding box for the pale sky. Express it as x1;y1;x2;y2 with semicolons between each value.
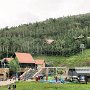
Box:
0;0;90;28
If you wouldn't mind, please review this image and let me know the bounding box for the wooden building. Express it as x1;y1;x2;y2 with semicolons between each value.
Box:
0;52;45;80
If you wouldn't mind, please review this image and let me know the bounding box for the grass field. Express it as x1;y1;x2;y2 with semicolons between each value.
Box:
34;49;90;67
0;81;90;90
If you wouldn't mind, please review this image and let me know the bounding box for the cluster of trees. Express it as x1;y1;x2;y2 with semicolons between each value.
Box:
0;13;90;58
9;58;20;72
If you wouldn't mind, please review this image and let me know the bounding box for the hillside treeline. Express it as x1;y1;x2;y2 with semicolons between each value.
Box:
0;13;90;58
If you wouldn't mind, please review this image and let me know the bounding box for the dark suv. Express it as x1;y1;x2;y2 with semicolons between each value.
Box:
78;75;87;84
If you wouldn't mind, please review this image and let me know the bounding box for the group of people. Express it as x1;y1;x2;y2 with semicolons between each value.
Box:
8;83;16;90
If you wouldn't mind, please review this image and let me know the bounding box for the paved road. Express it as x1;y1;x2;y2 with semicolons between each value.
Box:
0;79;16;86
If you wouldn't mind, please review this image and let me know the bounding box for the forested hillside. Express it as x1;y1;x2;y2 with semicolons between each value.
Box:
0;13;90;58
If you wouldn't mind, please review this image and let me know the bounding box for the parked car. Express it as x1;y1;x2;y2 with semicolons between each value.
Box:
69;76;78;82
78;75;87;84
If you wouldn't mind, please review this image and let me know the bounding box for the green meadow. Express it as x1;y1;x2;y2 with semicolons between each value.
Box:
0;81;90;90
34;49;90;67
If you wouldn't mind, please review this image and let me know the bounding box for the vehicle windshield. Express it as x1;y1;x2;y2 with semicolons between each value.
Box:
79;76;85;80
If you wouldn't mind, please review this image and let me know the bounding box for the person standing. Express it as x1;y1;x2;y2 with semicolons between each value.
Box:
55;76;58;82
12;83;16;90
8;84;11;90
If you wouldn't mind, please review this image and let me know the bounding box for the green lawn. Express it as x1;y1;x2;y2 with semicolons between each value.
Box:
0;81;90;90
34;49;90;67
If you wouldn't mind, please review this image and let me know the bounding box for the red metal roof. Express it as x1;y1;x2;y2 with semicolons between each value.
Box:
3;58;13;62
35;60;45;65
15;52;35;63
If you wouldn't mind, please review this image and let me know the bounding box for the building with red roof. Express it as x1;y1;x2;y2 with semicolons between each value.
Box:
1;52;45;74
1;58;13;68
0;52;46;80
2;53;45;69
13;52;35;69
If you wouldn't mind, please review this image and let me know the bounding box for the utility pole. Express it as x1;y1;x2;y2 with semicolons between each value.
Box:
7;45;8;58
